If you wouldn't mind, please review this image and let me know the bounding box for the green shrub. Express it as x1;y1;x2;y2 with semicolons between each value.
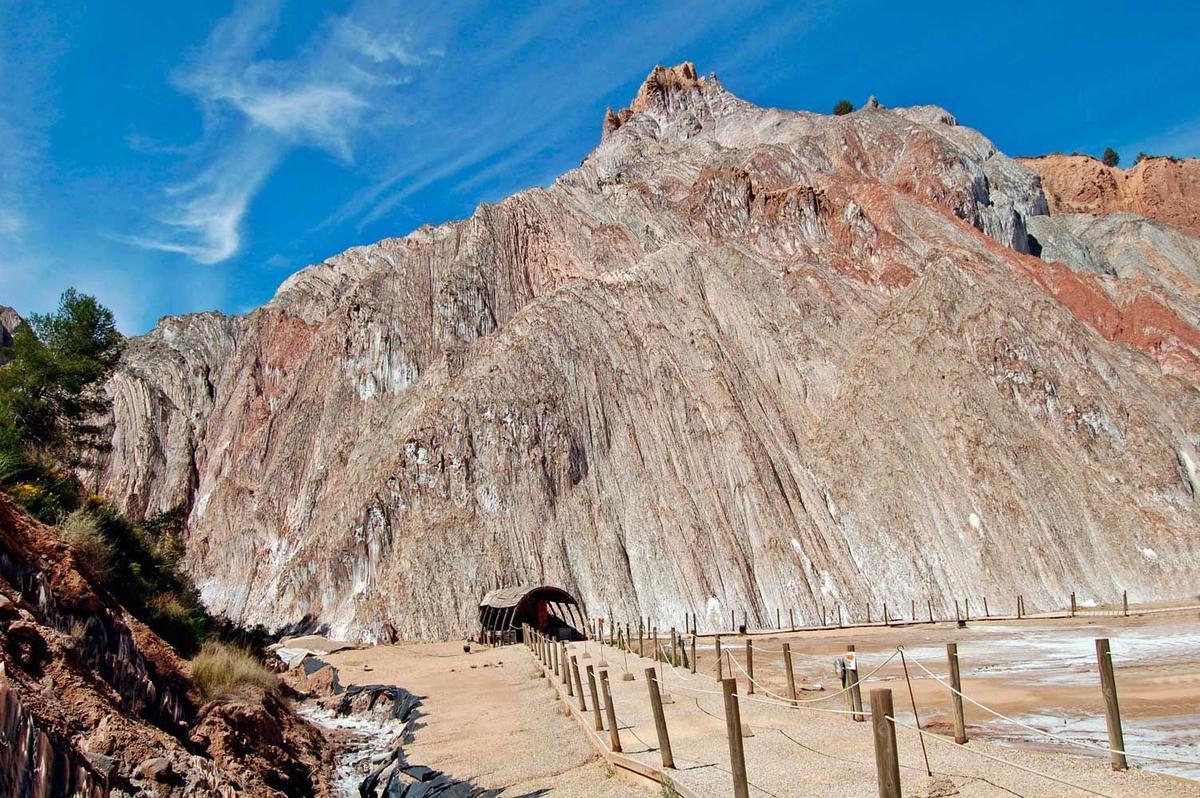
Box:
149;591;206;657
1102;147;1120;167
56;510;113;581
833;99;854;116
190;641;278;704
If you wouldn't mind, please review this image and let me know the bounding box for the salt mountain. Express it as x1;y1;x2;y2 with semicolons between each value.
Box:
92;64;1200;641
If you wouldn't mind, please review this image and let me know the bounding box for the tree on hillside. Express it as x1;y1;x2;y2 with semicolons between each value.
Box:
0;289;123;463
1102;147;1120;167
833;99;854;116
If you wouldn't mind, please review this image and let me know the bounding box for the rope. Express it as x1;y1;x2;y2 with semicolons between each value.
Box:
887;715;1118;798
744;642;788;653
652;643;705;676
723;645;902;704
898;648;932;776
738;690;871;718
904;652;1200;766
661;665;870;718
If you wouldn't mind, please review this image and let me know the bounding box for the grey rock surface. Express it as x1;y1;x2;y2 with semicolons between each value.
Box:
90;63;1200;641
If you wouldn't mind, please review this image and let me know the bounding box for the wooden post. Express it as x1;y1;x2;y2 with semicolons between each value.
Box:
639;622;644;658
883;603;889;625
600;669;621;752
821;606;827;626
870;689;902;798
1123;590;1128;617
715;635;723;680
746;641;755;695
911;599;915;621
789;607;795;630
983;597;989;617
645;667;675;768
652;627;659;662
776;607;781;629
730;608;735;632
586;665;603;731
720;679;750;798
947;643;967;744
1017;594;1022;619
571;656;584;707
560;642;569;686
783;643;797;703
867;604;872;624
690;635;697;674
1070;591;1076;617
964;598;970;622
837;605;843;627
1096;638;1128;770
847;645;864;722
927;599;933;623
671;627;678;666
553;638;560;676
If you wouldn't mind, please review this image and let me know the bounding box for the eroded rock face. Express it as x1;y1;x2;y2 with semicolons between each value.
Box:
0;496;332;796
0;306;20;365
1021;154;1200;238
93;64;1200;642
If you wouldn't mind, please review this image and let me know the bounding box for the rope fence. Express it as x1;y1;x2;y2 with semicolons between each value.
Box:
902;649;1200;767
523;617;1198;798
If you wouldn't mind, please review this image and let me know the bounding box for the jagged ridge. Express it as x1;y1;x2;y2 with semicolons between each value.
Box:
91;63;1200;641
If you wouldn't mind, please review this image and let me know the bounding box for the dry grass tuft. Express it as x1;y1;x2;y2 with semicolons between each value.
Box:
190;641;278;703
56;510;112;582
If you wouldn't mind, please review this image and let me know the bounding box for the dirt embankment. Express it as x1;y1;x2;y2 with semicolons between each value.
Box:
1021;153;1200;237
0;495;332;797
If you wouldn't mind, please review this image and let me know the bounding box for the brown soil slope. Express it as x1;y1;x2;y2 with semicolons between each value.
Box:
1021;154;1200;237
0;495;331;797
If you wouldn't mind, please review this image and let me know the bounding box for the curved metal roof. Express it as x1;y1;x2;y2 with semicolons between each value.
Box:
479;583;579;609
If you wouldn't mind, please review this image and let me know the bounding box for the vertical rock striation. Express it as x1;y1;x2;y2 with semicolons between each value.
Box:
92;63;1200;641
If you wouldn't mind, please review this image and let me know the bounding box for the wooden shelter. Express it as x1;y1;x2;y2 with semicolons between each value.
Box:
478;584;586;644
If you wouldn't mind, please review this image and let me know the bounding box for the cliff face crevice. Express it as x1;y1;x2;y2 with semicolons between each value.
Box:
91;64;1199;641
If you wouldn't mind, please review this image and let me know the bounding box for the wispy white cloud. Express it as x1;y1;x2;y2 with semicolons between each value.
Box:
0;208;25;237
118;0;441;264
0;3;65;248
336;20;439;66
337;4;746;232
111;134;281;263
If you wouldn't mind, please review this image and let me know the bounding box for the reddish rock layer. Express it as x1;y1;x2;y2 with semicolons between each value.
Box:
92;63;1199;643
1021;154;1200;237
0;496;332;796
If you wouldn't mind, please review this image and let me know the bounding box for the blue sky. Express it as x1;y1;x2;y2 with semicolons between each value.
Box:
2;0;1198;334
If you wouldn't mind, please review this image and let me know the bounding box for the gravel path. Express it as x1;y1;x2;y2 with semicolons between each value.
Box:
325;641;646;797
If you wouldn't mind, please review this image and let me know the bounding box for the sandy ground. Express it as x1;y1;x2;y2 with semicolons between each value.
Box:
555;632;1199;797
324;642;647;797
321;608;1200;797
686;608;1200;781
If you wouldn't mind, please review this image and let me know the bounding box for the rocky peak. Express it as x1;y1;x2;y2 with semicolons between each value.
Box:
91;60;1199;644
601;61;717;140
0;306;20;344
0;306;20;365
